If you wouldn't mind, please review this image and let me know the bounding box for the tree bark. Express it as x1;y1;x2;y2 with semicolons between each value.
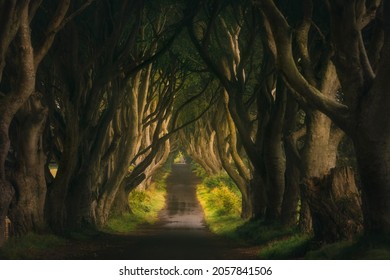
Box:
110;183;130;217
187;5;269;220
281;96;301;227
0;4;38;238
0;182;13;246
0;0;71;237
213;109;252;219
8;94;48;236
249;171;267;219
303;167;363;242
259;0;390;237
354;48;390;235
264;86;286;223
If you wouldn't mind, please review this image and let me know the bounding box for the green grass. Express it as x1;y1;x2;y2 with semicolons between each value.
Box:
255;232;390;260
105;213;143;233
305;237;390;259
0;233;66;259
196;172;317;259
363;248;390;259
234;219;313;259
197;169;390;259
196;176;245;237
0;170;170;259
259;234;312;259
196;172;389;259
105;174;168;233
236;220;297;244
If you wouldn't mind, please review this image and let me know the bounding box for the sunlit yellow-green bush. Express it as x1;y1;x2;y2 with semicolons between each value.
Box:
106;170;169;233
196;173;244;236
208;186;241;216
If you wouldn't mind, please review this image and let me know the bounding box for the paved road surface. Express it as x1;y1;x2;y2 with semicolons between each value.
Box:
41;164;259;259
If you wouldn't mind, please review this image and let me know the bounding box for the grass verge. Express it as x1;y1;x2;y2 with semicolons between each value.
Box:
196;178;244;238
0;233;66;259
196;169;390;259
235;220;312;259
195;172;312;259
258;234;312;259
305;237;390;259
105;172;168;233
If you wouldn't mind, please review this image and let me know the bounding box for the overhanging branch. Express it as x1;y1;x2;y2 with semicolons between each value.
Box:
257;0;352;133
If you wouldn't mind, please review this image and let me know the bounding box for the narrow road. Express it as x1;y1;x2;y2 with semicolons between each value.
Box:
41;164;259;259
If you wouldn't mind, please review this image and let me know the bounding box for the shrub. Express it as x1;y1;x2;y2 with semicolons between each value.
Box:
191;163;208;178
203;173;236;189
106;170;168;233
196;184;244;236
209;186;241;216
129;190;152;213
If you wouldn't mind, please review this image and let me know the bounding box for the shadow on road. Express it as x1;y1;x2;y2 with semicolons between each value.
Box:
40;164;259;259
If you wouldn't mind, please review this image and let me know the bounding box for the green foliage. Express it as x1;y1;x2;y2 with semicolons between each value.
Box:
197;174;389;260
235;220;390;259
235;221;313;259
196;182;314;260
305;240;357;259
130;190;153;213
105;213;141;233
106;172;169;233
0;233;66;259
236;221;296;245
200;173;241;215
258;234;312;259
203;174;235;189
173;151;185;163
305;237;390;260
208;186;241;216
363;248;390;259
191;163;208;178
196;174;244;237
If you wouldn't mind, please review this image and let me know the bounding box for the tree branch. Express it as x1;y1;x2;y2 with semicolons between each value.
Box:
257;0;351;133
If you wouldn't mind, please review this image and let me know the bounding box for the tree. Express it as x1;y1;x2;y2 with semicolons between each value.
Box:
0;0;94;240
258;0;390;236
176;76;223;176
43;0;184;232
187;0;289;222
260;0;347;232
212;90;253;218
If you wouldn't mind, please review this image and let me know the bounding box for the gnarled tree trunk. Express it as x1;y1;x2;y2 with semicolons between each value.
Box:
8;94;48;236
303;167;363;242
